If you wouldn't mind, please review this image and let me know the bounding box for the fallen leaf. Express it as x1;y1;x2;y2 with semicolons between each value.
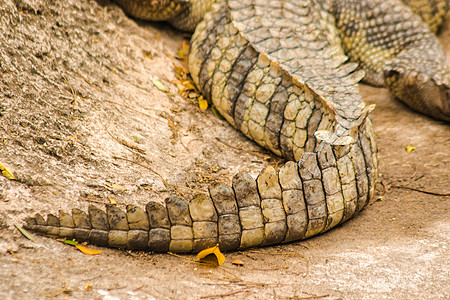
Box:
182;80;196;90
15;224;34;242
175;79;197;96
85;281;93;291
108;197;117;204
198;96;208;110
7;249;19;258
75;245;102;255
176;40;190;60
173;64;189;78
231;259;245;266
152;79;168;93
188;92;199;99
59;239;79;246
196;244;225;266
405;145;416;153
0;161;16;180
210;106;224;120
106;183;127;191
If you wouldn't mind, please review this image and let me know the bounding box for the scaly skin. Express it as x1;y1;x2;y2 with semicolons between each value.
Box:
333;0;450;121
24;0;448;252
112;0;212;31
402;0;450;33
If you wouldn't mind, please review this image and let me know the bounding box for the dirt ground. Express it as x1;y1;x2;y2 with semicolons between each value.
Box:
0;0;449;299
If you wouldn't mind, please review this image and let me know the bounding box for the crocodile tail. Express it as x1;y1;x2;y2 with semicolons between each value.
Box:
24;120;377;254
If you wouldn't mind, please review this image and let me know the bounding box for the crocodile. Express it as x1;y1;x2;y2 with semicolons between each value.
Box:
24;0;450;253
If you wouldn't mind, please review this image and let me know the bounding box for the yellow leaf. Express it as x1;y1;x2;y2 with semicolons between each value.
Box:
173;64;185;75
0;161;16;180
85;281;93;291
405;145;416;153
108;197;117;204
231;259;245;266
182;80;196;90
196;244;225;266
173;64;189;79
198;96;208;111
75;245;101;255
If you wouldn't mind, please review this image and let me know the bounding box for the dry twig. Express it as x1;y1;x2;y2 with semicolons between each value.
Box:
44;280;69;299
391;185;450;196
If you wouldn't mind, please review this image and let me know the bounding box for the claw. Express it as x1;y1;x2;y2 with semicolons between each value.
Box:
385;68;450;122
384;43;450;122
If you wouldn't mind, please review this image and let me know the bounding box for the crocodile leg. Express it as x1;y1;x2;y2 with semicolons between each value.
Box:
112;0;212;32
331;0;450;121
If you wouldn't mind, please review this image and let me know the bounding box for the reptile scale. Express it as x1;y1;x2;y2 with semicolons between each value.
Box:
24;0;450;253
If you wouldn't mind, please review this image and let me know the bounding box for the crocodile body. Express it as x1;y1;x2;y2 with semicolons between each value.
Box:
24;0;449;253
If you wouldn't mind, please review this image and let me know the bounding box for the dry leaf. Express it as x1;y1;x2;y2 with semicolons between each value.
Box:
198;96;208;110
175;79;197;96
182;80;196;91
173;64;189;78
176;40;190;60
108;197;117;204
231;259;245;266
85;281;93;291
106;183;127;191
405;145;416;153
152;79;168;92
188;92;198;99
196;244;225;266
0;161;16;180
75;245;102;255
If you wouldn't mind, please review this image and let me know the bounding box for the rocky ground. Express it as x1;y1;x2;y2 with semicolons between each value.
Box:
0;0;449;299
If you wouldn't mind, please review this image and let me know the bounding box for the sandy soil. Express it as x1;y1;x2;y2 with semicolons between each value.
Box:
0;0;449;299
